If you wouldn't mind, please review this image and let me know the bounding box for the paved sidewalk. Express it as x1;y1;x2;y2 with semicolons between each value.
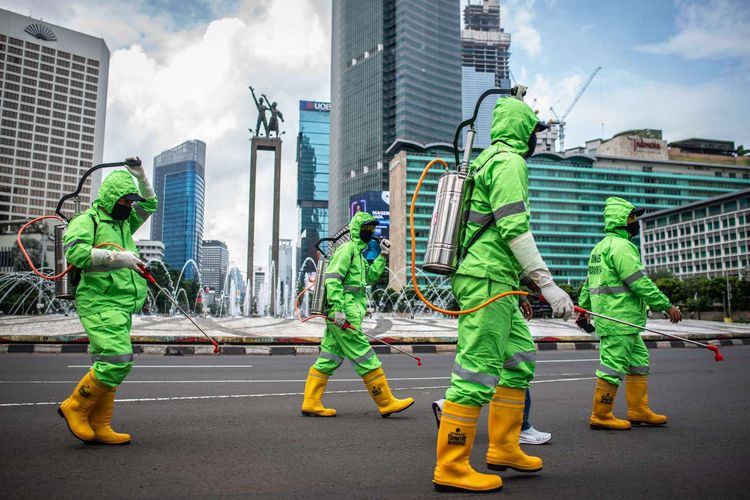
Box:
1;315;748;354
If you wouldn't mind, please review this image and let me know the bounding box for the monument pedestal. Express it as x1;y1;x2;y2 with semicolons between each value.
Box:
248;136;282;317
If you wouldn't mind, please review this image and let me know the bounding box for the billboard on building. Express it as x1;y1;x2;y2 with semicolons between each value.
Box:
349;191;390;261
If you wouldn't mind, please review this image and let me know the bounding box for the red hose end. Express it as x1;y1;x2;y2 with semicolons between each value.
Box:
574;306;587;314
416;357;422;367
707;345;723;361
213;343;220;354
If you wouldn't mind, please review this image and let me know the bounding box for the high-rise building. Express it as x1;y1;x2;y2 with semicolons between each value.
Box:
296;100;329;271
201;240;229;294
269;239;293;316
150;139;205;279
388;129;750;288
0;9;110;221
640;189;750;279
329;0;462;231
135;239;164;263
461;0;511;148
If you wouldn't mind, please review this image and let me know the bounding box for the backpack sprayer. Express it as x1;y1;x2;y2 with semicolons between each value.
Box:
16;158;220;353
294;225;422;366
410;86;532;314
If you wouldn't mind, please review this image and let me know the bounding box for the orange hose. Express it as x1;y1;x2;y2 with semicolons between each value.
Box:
409;158;528;315
17;214;126;280
294;283;325;323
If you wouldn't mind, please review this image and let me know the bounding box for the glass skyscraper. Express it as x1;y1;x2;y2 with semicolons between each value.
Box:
151;139;205;279
329;0;461;232
296;100;329;271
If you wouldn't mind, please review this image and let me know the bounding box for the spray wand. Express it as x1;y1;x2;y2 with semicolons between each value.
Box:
571;304;723;362
138;265;220;353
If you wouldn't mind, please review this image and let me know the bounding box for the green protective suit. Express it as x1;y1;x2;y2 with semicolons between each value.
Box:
578;197;672;386
63;170;158;388
312;212;387;377
446;97;539;407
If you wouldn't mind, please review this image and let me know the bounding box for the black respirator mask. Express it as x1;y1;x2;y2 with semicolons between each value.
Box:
359;228;375;243
524;132;537;159
617;221;640;238
111;203;132;221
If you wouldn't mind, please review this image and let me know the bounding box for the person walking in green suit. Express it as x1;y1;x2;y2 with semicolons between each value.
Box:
433;95;574;493
579;197;682;431
301;211;414;418
58;161;157;445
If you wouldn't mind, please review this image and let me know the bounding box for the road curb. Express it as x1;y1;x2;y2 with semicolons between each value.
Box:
1;338;748;355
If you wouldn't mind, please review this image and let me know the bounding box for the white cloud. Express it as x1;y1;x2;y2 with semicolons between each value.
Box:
636;0;750;60
502;0;542;59
0;0;331;276
523;67;750;151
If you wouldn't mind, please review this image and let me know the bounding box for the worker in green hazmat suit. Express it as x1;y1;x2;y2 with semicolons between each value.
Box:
579;196;681;431
301;211;414;418
433;94;574;493
58;161;157;445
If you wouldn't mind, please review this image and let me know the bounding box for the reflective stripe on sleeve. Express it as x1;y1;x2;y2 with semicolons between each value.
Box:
503;350;537;369
324;272;345;281
63;239;85;252
343;285;365;294
91;353;134;364
452;361;499;388
467;211;493;225
597;364;625;380
589;286;630;295
628;365;650;375
492;200;526;221
622;270;646;286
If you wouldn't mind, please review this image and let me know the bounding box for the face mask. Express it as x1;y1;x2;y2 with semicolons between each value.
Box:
359;229;374;243
524;132;537;159
111;203;132;220
618;221;639;237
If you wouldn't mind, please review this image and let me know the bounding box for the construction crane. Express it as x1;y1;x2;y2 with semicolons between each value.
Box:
549;66;602;152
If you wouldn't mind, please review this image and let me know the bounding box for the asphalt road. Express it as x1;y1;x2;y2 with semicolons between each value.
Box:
0;347;748;499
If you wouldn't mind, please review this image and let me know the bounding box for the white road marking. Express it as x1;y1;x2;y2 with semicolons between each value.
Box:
67;365;253;368
0;376;596;407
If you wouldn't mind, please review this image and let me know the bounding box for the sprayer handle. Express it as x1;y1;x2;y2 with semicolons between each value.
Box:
137;264;158;285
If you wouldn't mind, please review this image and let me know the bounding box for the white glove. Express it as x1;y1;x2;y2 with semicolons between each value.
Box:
91;248;143;271
125;157;155;199
333;311;348;328
509;232;574;320
540;282;574;320
379;238;391;256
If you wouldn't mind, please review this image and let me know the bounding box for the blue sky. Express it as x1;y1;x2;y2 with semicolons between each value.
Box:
1;0;748;270
496;0;749;148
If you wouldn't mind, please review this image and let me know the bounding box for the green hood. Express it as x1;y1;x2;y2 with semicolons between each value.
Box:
604;196;636;233
349;211;377;248
490;97;539;156
93;171;140;214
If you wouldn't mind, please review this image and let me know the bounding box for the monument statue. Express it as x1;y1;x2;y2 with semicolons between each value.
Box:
262;93;285;137
249;86;269;136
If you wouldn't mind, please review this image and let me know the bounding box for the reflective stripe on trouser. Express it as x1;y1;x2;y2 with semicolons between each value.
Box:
446;275;536;407
596;333;650;386
79;309;134;388
312;300;382;377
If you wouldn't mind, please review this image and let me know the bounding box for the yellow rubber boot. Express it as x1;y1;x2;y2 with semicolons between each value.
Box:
433;401;502;493
625;374;667;425
58;370;109;442
89;388;131;445
301;367;337;417
486;387;543;472
589;378;631;430
362;367;414;417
